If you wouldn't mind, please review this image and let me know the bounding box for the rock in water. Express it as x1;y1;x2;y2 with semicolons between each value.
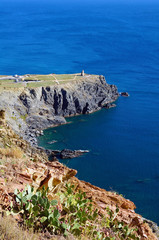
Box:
121;92;129;97
60;149;89;159
48;140;57;144
104;103;116;109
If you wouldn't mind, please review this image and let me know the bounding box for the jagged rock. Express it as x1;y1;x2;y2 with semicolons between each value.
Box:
121;92;129;97
104;103;116;109
51;150;61;155
60;149;89;159
143;218;159;239
0;110;5;125
0;110;5;119
26;115;66;130
19;76;118;118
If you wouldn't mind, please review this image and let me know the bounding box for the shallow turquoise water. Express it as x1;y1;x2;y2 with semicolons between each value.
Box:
0;0;159;223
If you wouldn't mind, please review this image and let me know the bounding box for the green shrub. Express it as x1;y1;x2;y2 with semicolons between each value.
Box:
10;186;60;233
20;114;28;121
9;184;140;240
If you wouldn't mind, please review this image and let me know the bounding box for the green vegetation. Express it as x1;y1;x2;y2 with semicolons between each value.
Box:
0;79;15;84
0;73;97;90
20;114;28;121
0;82;25;91
11;116;17;121
24;74;56;81
24;74;74;81
55;74;74;80
26;80;56;88
8;184;140;240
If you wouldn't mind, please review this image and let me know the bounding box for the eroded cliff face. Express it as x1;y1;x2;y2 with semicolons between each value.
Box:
0;75;118;145
19;76;117;116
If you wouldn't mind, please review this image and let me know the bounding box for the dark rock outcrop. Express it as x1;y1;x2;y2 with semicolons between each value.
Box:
60;149;89;159
121;92;129;97
19;75;118;119
26;115;66;130
104;103;116;109
42;149;89;160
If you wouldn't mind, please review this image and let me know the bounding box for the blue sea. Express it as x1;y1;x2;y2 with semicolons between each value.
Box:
0;0;159;224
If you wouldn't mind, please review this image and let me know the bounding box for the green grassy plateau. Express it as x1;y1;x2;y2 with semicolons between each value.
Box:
0;73;98;91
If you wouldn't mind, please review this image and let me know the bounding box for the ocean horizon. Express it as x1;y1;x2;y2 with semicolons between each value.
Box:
1;0;159;224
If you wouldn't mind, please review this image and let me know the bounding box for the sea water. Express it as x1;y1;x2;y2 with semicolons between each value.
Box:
0;0;159;223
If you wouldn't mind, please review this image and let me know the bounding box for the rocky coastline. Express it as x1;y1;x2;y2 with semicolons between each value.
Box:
0;74;159;239
0;74;118;148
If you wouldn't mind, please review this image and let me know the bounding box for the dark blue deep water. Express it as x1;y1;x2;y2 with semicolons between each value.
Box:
1;0;159;223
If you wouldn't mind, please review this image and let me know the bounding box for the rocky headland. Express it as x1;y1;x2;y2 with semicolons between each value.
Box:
0;74;118;146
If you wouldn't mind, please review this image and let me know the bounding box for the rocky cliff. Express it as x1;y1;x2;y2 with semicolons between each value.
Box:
0;74;118;145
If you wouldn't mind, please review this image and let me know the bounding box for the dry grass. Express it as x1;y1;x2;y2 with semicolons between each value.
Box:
0;147;23;159
0;215;40;240
0;214;69;240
